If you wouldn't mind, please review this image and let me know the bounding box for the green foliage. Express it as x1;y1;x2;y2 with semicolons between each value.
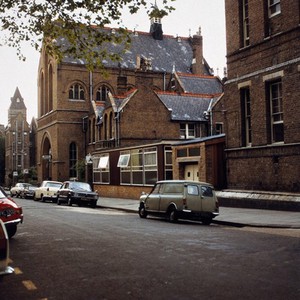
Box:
75;159;86;181
0;0;175;70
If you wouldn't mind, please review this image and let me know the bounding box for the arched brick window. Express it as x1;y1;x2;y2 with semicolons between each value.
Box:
96;85;110;102
69;84;85;100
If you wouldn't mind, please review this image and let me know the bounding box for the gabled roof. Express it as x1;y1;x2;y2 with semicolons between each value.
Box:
61;29;211;75
176;72;223;95
95;89;138;124
156;92;219;122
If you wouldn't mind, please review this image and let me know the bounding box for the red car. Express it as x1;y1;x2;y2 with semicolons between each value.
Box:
0;187;23;238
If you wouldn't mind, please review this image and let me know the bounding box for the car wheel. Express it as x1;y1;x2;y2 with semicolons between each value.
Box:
168;207;178;223
90;201;96;208
67;197;72;206
6;224;17;239
202;218;212;225
57;198;61;205
138;204;148;218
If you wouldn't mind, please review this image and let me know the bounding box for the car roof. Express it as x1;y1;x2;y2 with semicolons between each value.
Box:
156;180;213;186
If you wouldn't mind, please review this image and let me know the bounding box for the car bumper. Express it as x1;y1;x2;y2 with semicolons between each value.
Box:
3;217;23;226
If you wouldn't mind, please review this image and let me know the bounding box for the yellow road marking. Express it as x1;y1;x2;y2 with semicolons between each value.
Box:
22;280;37;290
14;267;23;275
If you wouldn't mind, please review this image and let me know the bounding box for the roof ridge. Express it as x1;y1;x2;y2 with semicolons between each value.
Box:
115;88;138;99
90;25;191;40
156;91;222;98
177;72;217;79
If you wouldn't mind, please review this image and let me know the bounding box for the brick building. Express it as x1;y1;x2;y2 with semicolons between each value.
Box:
213;0;300;192
37;14;224;197
4;88;31;186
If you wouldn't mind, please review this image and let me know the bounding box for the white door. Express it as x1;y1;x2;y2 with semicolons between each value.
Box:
184;164;199;181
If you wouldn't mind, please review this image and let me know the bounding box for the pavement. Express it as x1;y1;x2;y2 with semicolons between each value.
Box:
97;197;300;229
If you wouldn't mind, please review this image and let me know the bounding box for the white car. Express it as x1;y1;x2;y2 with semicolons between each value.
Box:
34;181;62;203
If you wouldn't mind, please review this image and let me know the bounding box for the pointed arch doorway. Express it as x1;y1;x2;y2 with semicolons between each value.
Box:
41;137;52;180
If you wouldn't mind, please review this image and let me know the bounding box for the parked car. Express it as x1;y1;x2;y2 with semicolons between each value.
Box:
34;180;63;202
0;187;23;238
10;183;31;198
20;185;38;199
139;180;219;225
57;181;98;208
0;219;14;276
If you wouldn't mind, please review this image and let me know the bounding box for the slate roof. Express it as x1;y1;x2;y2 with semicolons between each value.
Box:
60;29;211;75
156;92;219;122
95;89;138;124
176;73;223;95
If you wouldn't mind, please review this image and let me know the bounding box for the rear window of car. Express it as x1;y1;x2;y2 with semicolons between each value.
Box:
201;186;214;197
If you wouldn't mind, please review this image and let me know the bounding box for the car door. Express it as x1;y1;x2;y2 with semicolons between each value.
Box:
145;183;162;212
200;185;216;212
186;184;202;212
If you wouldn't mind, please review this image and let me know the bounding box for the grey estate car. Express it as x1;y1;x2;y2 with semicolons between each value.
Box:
139;180;219;225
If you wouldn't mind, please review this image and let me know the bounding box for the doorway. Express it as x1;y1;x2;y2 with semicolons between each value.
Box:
184;164;199;181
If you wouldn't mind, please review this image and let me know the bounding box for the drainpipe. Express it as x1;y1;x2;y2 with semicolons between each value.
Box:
208;98;214;136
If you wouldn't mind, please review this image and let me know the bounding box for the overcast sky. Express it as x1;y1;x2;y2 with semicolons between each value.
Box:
0;0;226;125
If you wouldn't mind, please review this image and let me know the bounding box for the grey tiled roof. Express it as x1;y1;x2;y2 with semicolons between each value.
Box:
61;29;211;74
157;92;218;122
177;73;223;94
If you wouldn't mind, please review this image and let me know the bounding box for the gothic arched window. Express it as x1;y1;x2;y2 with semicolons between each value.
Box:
96;85;110;102
69;84;85;100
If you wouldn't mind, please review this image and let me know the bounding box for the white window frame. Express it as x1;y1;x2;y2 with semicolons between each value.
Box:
98;155;109;169
270;81;284;144
269;0;281;17
242;0;250;47
180;123;195;139
117;154;130;168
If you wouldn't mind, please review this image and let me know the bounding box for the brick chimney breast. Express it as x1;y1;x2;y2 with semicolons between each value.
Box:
191;27;204;75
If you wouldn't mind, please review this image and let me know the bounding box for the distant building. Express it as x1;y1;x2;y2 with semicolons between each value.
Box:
213;0;300;192
5;88;31;186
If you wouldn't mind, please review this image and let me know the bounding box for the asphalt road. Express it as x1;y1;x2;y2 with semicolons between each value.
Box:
1;198;299;300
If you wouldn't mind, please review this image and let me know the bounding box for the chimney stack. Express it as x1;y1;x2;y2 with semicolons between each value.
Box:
191;27;205;75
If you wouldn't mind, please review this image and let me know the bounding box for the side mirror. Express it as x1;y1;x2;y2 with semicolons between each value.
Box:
0;220;14;276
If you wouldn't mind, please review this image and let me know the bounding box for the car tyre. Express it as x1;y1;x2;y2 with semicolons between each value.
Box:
168;207;178;223
90;200;96;208
202;218;212;225
67;197;72;206
138;204;148;219
6;224;17;239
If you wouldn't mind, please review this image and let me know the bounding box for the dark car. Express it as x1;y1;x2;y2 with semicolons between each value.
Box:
0;187;23;238
20;185;38;199
57;181;98;208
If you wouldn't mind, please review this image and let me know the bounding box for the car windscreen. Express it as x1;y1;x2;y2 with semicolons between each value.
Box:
47;183;62;188
0;190;6;199
70;182;92;191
